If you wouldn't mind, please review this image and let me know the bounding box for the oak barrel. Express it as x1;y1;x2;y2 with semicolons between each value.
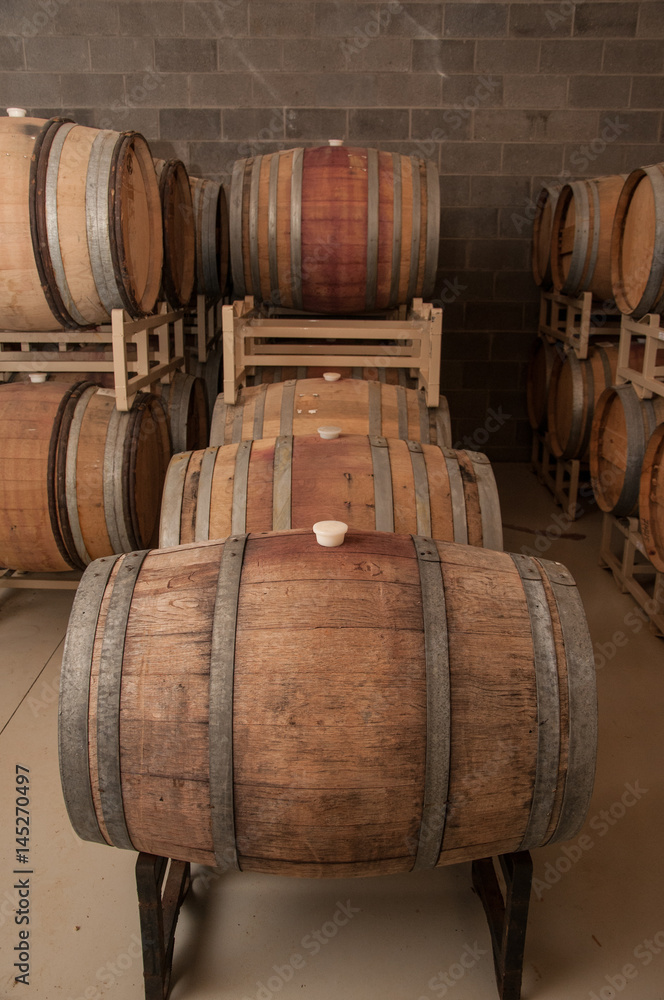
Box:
0;381;171;572
190;175;229;301
209;378;452;448
590;384;664;516
547;343;620;460
611;162;664;318
526;338;560;431
159;437;503;550
0;115;163;332
229;144;440;313
640;424;664;572
245;365;417;388
531;184;561;288
59;529;596;874
153;158;196;308
154;372;209;453
550;174;626;302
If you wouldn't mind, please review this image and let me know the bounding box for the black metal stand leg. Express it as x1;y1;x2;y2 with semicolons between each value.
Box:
471;851;533;1000
136;853;191;1000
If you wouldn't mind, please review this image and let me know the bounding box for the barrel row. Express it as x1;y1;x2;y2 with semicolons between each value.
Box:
0;381;171;572
0;114;229;334
59;530;597;874
532;161;664;318
159;435;503;551
154;158;230;308
526;337;664;572
9;369;209;456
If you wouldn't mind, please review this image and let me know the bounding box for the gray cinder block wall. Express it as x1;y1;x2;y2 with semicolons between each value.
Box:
2;1;664;459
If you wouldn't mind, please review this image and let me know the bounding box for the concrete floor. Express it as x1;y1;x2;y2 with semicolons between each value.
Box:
1;463;663;1000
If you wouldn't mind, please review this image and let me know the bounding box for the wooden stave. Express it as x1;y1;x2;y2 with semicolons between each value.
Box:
154;372;209;453
59;529;596;873
611;163;664;319
209;378;452;449
531;184;561;289
639;423;664;572
547;343;619;460
229;145;440;314
159;435;503;551
550;175;626;303
590;384;664;516
154;158;196;308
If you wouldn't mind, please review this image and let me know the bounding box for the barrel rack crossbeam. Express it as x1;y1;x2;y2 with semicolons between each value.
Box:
616;312;664;400
135;849;533;1000
0;302;187;411
531;431;586;521
539;290;621;360
222;295;442;408
599;513;664;637
186;293;223;365
0;567;81;590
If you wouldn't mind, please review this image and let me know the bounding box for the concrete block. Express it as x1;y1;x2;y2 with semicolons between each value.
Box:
444;3;508;38
160;107;221;140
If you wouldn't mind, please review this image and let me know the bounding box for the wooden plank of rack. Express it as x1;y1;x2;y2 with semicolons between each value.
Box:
223;296;441;407
599;514;664;637
616;312;664;400
0;568;81;590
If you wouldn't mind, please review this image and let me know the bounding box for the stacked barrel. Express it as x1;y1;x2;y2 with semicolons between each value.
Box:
530;161;664;570
0;109;235;571
56;143;598;879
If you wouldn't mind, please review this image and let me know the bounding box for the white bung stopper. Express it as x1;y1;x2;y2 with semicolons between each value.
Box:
317;426;341;440
323;372;341;382
313;520;348;547
7;108;27;117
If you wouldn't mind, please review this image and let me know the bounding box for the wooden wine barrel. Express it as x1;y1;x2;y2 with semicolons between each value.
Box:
531;184;561;288
153;372;209;453
611;163;664;318
190;175;229;301
153;158;196;308
550;174;626;302
0;115;163;332
526;338;560;431
547;343;619;460
245;365;417;388
229;144;440;313
640;423;664;572
0;382;171;572
159;437;503;550
59;530;596;873
590;384;664;516
209;378;452;449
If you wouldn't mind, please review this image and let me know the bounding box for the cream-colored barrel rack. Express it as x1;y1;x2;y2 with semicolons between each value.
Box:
222;295;442;408
0;302;186;410
598;311;664;632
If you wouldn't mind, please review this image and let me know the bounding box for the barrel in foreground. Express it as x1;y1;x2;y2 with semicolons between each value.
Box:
59;529;597;875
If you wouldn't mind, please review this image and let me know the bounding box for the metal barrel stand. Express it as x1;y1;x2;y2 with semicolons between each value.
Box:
135;849;533;1000
472;850;533;1000
136;853;191;1000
